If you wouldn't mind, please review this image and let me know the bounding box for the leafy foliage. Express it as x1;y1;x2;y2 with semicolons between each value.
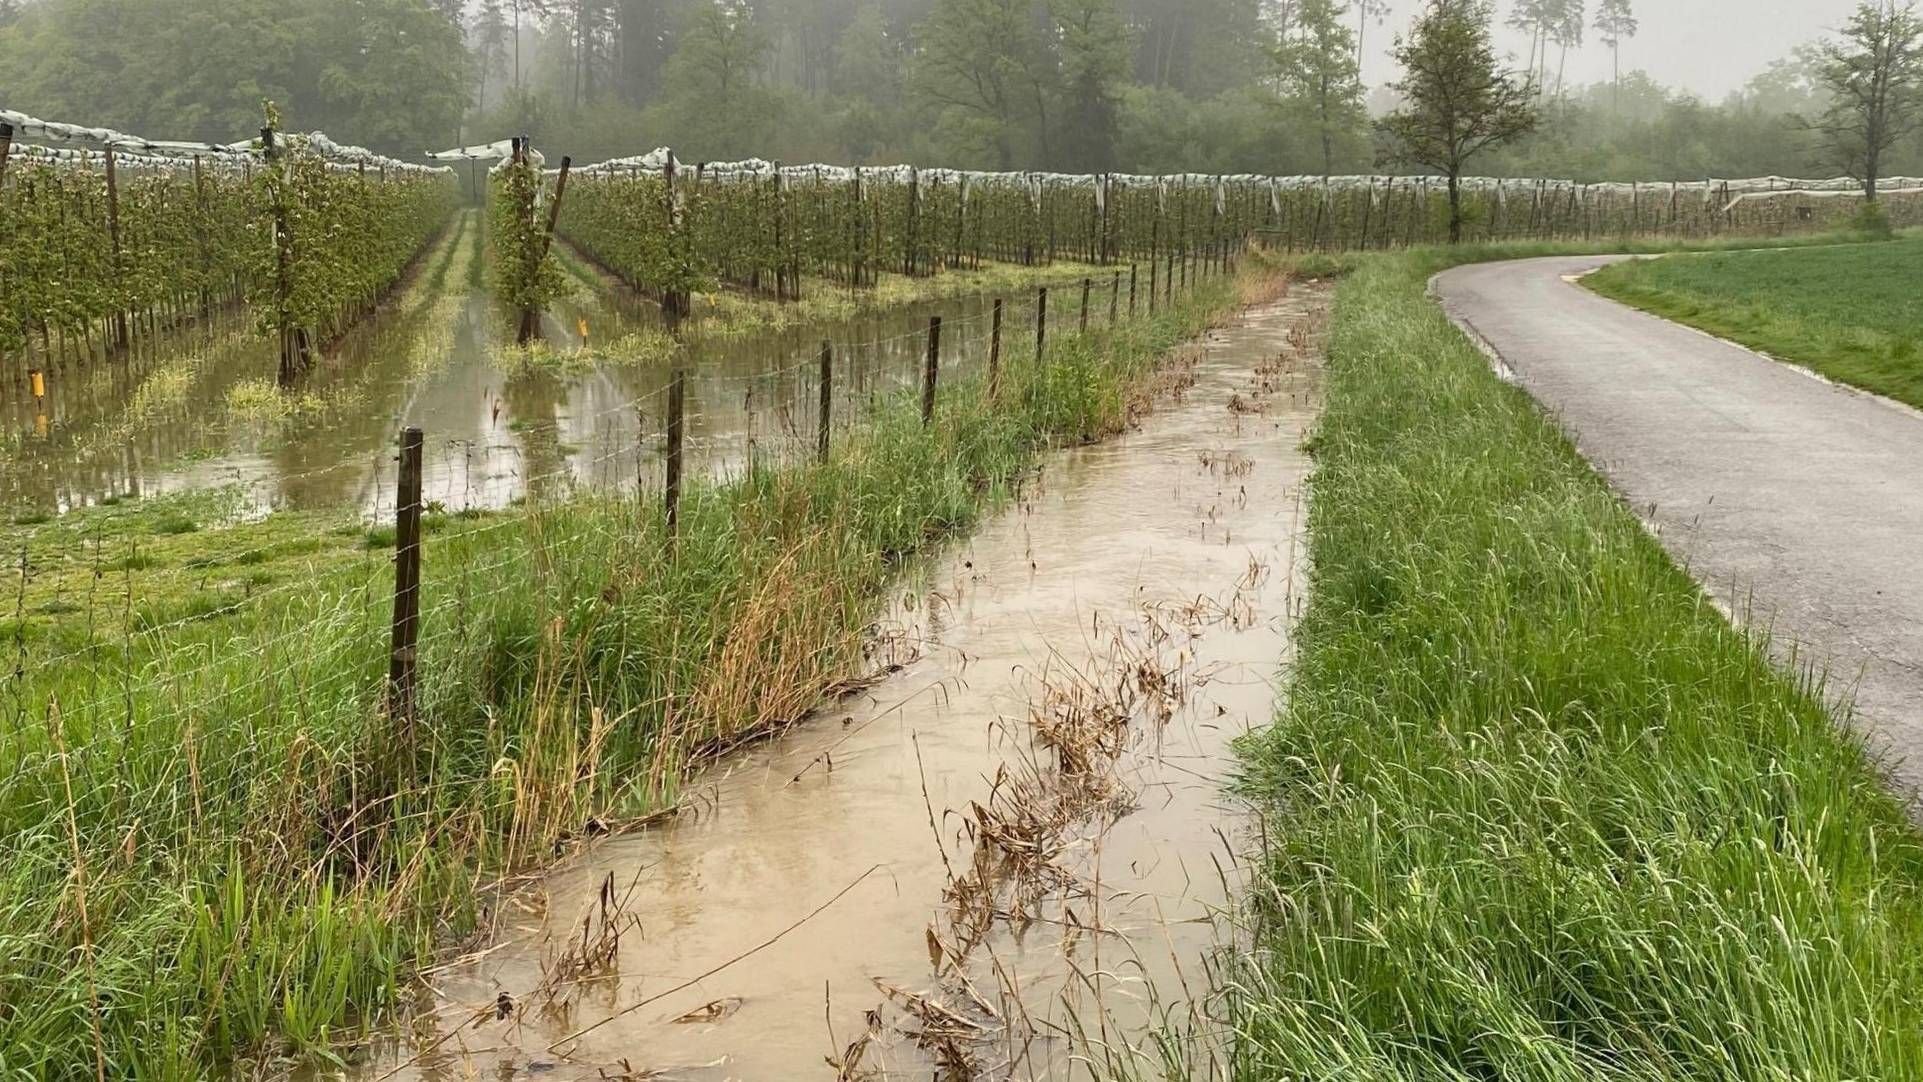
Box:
487;155;568;316
1379;0;1539;241
1809;1;1923;197
0;118;454;358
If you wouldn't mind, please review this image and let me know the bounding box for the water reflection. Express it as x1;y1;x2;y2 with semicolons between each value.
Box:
2;214;1086;519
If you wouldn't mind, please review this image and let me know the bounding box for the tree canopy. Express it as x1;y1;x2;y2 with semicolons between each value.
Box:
1;0;1920;181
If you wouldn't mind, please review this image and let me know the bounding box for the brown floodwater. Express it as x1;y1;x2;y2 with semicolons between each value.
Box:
328;284;1327;1081
0;210;1086;518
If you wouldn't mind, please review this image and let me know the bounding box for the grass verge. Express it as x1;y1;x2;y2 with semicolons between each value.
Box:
1585;237;1923;409
0;261;1259;1077
1230;245;1923;1078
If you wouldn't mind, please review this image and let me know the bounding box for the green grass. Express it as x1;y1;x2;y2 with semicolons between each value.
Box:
0;263;1252;1077
1585;238;1923;408
1230;246;1923;1079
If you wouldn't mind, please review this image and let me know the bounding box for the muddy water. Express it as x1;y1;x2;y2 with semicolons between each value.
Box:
0;212;1079;518
337;285;1326;1081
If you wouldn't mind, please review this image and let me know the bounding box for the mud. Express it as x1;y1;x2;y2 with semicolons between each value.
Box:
329;283;1327;1081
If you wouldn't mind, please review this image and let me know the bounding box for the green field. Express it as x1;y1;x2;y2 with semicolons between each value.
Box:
1231;246;1923;1078
1585;238;1923;408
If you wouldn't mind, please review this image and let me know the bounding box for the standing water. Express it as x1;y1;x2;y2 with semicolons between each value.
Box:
331;282;1327;1081
1;210;1077;518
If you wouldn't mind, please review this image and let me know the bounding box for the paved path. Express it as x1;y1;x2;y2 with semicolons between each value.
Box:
1434;255;1923;796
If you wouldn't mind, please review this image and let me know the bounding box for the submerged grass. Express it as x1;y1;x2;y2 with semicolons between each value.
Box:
1585;237;1923;409
0;260;1255;1077
1230;245;1923;1078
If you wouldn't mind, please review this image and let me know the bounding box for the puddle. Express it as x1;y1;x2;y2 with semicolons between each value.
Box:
328;282;1328;1081
1;213;1088;519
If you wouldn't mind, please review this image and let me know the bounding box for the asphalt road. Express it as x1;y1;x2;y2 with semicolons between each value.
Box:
1434;255;1923;797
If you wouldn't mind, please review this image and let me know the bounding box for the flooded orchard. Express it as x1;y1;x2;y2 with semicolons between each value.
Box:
337;283;1327;1081
1;209;1077;518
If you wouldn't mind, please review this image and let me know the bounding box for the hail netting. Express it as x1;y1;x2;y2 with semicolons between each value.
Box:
1;106;458;359
545;150;1923;300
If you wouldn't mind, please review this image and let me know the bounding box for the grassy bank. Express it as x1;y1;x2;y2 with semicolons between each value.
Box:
1585;237;1923;408
0;261;1256;1076
1231;247;1923;1077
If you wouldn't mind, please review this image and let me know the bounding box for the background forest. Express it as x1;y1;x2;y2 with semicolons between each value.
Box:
2;0;1920;181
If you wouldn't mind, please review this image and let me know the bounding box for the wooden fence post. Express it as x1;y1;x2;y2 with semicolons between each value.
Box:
922;317;942;425
0;122;13;186
387;427;425;735
817;341;832;462
988;298;1003;402
1035;286;1048;363
665;368;686;545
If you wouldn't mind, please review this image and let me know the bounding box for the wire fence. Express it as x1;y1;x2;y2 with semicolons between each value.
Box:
3;250;1233;787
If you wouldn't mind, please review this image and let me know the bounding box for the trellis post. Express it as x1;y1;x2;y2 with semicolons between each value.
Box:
520;154;572;344
663;150;690;319
104;147;129;351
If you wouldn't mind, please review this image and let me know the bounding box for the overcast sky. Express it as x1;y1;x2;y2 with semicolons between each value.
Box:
1356;0;1863;100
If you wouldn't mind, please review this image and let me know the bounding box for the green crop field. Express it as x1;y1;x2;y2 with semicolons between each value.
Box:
1585;237;1923;408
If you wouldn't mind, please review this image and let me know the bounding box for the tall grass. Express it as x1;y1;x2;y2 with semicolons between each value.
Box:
0;270;1251;1077
1229;247;1923;1078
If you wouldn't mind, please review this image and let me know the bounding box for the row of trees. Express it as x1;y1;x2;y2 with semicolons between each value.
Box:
0;0;1918;188
1379;0;1923;240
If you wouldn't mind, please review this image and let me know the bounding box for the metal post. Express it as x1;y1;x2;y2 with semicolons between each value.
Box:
988;299;1003;401
1080;277;1091;333
0;122;13;186
387;427;425;733
1109;271;1120;324
1148;259;1158;314
817;341;832;462
665;369;686;544
922;317;941;426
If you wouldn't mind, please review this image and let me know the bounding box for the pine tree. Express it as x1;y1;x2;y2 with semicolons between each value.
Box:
1593;0;1637;107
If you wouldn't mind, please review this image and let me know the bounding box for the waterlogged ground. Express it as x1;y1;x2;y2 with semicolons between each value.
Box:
330;284;1327;1080
0;209;1106;518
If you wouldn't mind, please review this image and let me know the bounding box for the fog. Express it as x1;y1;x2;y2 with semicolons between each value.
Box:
1360;0;1867;98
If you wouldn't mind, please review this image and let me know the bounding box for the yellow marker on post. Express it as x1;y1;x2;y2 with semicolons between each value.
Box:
30;369;45;399
577;318;590;346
